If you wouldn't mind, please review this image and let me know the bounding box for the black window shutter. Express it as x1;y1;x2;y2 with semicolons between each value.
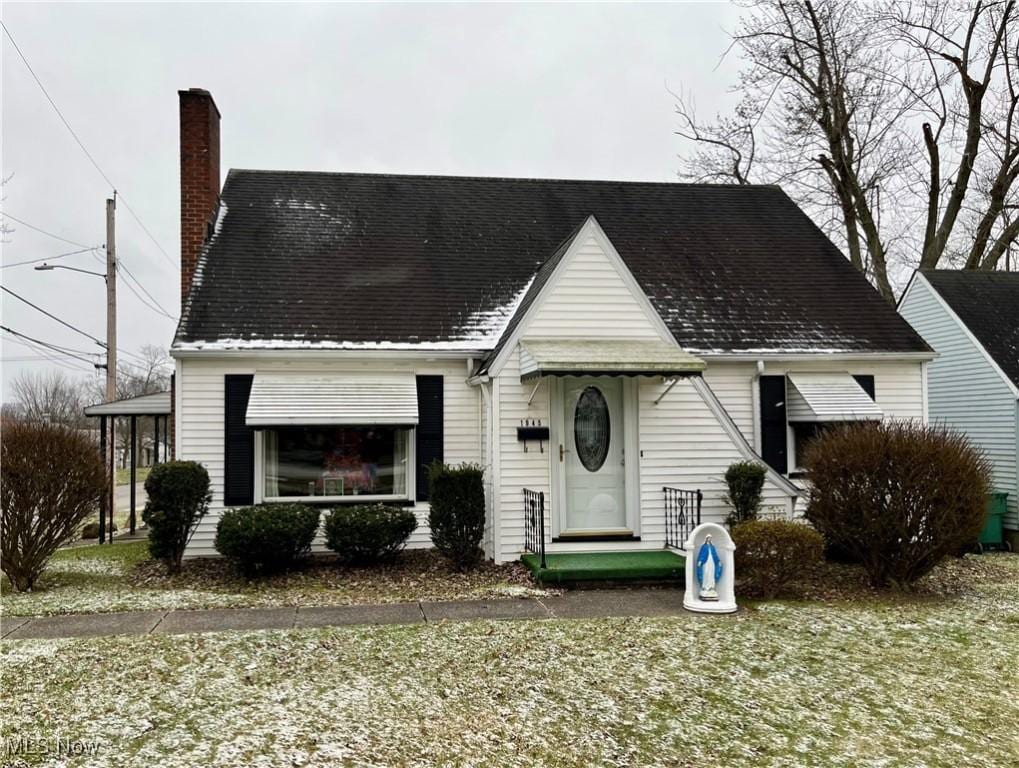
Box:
415;375;444;501
224;375;255;506
759;375;788;474
853;374;876;400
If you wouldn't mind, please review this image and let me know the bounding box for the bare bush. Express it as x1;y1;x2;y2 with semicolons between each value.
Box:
804;421;990;588
1;417;107;591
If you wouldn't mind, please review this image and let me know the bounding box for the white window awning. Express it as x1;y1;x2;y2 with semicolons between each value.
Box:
245;374;419;427
518;339;706;381
786;373;882;422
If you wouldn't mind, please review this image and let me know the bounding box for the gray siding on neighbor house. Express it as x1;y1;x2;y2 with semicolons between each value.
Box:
900;276;1019;530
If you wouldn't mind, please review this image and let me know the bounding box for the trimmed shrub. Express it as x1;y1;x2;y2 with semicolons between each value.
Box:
323;504;417;564
143;461;211;573
428;462;486;570
1;418;107;591
215;503;320;575
732;519;824;598
804;421;990;588
723;461;767;526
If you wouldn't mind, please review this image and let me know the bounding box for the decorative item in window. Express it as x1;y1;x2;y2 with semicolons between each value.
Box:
574;386;610;472
264;426;409;499
323;476;344;496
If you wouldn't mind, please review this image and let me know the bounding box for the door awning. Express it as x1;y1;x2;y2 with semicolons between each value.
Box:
786;373;883;422
518;339;706;381
245;374;419;426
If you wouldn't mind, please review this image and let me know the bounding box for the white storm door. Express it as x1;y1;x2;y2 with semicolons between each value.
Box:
562;377;627;532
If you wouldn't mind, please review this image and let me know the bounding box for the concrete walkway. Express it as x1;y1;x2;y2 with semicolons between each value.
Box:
1;588;690;641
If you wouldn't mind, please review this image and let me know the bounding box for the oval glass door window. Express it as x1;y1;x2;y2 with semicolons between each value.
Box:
574;386;611;472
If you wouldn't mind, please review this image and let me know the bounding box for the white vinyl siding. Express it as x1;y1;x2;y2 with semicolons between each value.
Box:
702;359;926;514
900;277;1019;530
525;234;669;341
491;348;798;563
637;376;793;541
177;357;481;558
703;359;926;445
495;350;553;562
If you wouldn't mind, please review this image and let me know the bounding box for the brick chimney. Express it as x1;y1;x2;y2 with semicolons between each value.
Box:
179;88;221;305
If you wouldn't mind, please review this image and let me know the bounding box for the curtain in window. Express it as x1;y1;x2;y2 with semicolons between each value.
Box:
263;430;279;497
393;429;407;495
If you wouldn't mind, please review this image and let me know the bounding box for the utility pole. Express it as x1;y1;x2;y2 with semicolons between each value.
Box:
106;196;117;400
105;196;118;542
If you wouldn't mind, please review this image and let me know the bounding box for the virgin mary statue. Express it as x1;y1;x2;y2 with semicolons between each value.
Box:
695;534;722;601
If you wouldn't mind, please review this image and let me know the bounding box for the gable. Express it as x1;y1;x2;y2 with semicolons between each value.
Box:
901;273;1019;397
916;270;1019;390
526;231;671;343
483;218;679;377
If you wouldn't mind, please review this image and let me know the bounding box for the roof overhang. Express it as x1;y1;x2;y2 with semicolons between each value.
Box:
518;339;706;382
84;391;172;417
171;344;486;360
246;374;419;427
786;372;883;422
695;351;937;362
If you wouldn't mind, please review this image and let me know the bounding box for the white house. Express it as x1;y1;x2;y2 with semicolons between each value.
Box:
899;270;1019;545
171;89;933;565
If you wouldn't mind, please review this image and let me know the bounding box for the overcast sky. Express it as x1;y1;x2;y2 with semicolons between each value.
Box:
1;1;741;402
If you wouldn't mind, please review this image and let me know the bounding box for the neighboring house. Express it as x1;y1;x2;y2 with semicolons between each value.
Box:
899;270;1019;545
171;89;933;561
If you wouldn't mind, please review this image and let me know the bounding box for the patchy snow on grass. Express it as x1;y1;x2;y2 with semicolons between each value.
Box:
3;558;1019;767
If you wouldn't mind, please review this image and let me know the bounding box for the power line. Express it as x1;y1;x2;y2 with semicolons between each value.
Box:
1;321;100;360
1;21;177;271
117;262;178;319
0;324;159;375
0;212;95;249
0;328;95;357
1;246;98;269
1;325;101;366
0;285;106;348
4;341;94;374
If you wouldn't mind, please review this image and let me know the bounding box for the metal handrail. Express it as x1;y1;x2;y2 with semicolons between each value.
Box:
523;488;546;568
663;486;702;550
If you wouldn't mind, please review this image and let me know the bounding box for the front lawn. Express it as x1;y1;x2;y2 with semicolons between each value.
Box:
3;554;1018;767
0;541;548;617
115;466;150;486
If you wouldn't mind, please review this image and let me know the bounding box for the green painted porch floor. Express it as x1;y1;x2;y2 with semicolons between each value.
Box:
521;550;685;584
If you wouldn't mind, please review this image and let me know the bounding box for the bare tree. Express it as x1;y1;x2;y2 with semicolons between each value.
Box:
676;0;1019;300
9;370;91;429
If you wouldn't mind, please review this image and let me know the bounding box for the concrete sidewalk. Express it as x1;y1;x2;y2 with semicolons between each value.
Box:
1;588;691;641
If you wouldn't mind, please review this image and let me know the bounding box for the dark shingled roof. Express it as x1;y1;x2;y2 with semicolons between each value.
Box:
922;270;1019;387
175;170;930;356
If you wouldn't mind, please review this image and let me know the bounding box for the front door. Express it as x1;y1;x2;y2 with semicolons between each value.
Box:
562;377;627;532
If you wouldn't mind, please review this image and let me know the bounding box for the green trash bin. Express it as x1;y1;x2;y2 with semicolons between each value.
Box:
978;492;1009;551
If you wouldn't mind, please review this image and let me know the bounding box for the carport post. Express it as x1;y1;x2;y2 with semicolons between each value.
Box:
99;416;107;544
129;415;137;534
108;416;116;544
154;416;160;465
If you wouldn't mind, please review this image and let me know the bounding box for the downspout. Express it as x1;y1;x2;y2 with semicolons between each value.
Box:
751;359;764;454
469;364;496;561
